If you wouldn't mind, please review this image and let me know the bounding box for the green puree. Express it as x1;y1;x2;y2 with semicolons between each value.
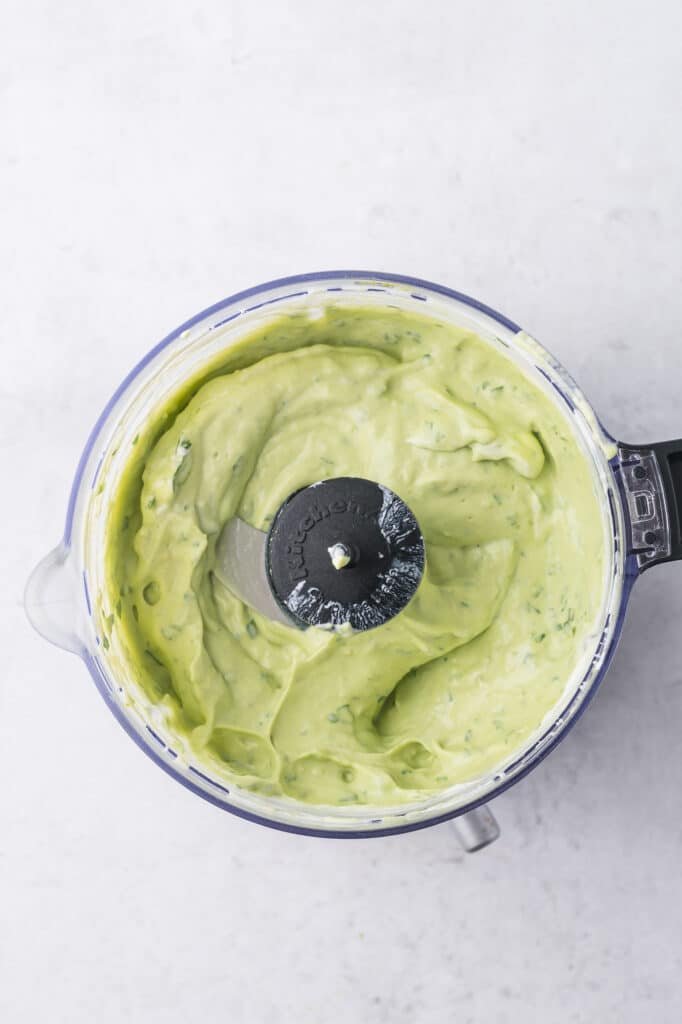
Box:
105;306;605;806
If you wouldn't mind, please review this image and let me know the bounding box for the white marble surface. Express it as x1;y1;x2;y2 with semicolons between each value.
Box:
3;2;682;1021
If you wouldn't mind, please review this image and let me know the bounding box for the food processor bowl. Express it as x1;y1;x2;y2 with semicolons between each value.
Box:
25;271;682;845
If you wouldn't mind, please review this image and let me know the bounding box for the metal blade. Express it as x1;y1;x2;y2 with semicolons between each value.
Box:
214;518;293;626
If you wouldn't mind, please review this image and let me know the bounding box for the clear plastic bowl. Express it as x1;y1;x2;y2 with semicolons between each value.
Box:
26;271;637;839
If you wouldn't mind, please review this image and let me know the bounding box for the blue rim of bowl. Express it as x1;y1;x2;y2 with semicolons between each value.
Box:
65;270;637;838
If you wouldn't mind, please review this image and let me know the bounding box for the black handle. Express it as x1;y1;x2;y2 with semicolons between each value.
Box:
651;440;682;561
619;440;682;569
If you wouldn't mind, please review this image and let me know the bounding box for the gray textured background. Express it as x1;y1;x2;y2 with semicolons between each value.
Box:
3;2;682;1021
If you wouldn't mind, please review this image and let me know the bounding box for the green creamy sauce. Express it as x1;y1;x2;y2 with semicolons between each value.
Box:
105;306;605;805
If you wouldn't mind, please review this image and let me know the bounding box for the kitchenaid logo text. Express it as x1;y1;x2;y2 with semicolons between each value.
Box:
285;499;376;582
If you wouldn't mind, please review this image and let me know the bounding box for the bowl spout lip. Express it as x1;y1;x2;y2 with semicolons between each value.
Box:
25;542;89;656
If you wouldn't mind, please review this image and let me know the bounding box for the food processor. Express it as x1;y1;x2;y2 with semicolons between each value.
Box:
25;271;682;850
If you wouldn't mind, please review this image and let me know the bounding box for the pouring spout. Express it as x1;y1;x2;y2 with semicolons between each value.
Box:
25;543;86;655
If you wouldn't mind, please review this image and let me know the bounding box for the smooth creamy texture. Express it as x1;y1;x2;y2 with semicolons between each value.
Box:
105;306;606;805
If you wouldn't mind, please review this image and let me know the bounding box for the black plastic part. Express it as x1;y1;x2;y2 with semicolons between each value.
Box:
266;477;425;630
620;440;682;568
650;440;682;562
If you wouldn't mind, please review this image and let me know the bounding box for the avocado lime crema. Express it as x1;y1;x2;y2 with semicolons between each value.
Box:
104;305;606;806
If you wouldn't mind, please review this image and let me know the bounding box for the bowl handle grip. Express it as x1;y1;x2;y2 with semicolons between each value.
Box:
451;804;500;852
618;441;682;570
25;544;86;655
